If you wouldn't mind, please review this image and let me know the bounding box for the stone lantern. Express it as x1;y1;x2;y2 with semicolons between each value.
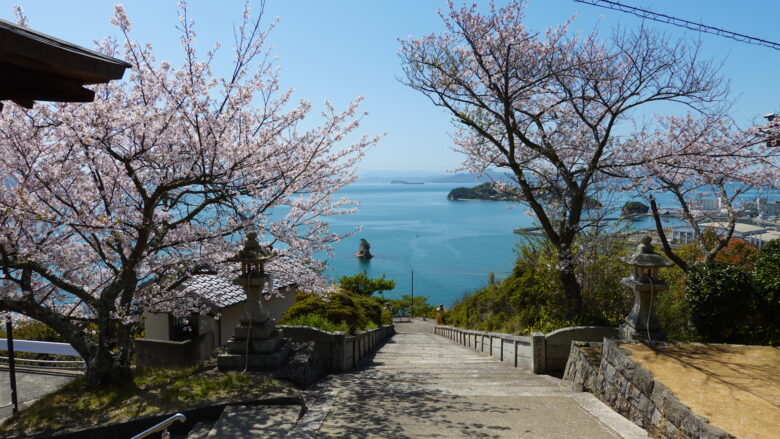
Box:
218;232;289;371
619;236;673;342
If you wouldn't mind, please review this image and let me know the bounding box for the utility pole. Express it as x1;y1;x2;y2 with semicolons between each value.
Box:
410;269;414;319
6;317;18;415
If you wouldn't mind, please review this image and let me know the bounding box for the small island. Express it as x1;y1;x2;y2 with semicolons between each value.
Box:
447;182;602;208
390;180;424;184
621;201;650;218
447;182;516;201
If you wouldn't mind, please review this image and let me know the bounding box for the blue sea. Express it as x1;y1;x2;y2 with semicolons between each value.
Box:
321;183;682;307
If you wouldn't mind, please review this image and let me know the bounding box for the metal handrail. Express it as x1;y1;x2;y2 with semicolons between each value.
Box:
0;356;85;368
131;413;186;439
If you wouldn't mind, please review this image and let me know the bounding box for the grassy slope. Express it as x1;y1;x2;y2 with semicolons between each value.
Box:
0;363;293;436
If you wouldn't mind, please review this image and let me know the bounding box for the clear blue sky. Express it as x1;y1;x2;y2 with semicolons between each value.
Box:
8;1;780;173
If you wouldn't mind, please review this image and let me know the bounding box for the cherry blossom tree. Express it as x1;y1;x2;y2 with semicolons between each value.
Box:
629;115;780;271
762;113;780;147
0;3;378;388
399;0;725;318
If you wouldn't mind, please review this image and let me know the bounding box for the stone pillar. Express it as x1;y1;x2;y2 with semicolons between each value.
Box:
531;332;546;374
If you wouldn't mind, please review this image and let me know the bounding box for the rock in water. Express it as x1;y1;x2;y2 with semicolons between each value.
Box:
355;238;373;260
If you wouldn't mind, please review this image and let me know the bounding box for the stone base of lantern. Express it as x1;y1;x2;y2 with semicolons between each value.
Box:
217;314;290;371
218;340;291;370
619;323;666;343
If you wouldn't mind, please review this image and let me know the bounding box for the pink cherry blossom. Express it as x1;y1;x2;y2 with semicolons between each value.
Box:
0;2;378;388
400;0;725;317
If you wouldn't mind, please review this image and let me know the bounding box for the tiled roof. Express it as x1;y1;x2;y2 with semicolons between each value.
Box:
179;264;303;310
181;275;245;309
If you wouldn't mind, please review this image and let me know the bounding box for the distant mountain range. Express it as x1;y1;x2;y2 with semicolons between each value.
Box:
359;170;510;184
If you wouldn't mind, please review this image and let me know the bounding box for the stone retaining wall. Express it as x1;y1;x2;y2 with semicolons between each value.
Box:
280;325;394;373
135;338;199;369
433;325;617;373
562;341;602;392
564;339;735;439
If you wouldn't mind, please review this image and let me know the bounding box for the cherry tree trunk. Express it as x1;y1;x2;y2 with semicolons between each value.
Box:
84;341;132;389
559;266;583;320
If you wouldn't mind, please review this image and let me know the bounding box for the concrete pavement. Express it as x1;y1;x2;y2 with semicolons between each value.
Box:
292;319;649;439
0;365;80;419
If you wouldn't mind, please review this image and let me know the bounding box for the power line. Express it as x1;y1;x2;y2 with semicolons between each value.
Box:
573;0;780;51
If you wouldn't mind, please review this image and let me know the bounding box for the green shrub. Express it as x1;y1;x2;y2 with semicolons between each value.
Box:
386;295;436;318
443;234;631;335
575;232;632;326
753;239;780;344
685;262;753;342
443;239;566;334
754;239;780;306
280;313;349;333
381;309;393;325
655;266;695;342
338;271;395;297
352;296;383;326
0;320;65;342
279;293;369;334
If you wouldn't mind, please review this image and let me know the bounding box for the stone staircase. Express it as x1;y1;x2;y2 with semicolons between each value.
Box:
156;318;648;438
306;319;650;438
168;404;302;439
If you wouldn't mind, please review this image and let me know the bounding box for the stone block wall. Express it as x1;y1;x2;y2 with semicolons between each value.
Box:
280;325;394;373
564;339;735;439
135;338;199;369
562;341;601;392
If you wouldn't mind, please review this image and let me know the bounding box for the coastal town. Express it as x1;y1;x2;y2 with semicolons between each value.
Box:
659;196;780;249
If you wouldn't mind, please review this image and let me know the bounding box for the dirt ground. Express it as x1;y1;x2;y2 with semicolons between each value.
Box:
623;343;780;439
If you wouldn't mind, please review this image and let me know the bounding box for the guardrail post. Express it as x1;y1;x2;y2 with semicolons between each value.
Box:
531;332;546;374
514;340;519;367
500;338;504;362
332;332;346;372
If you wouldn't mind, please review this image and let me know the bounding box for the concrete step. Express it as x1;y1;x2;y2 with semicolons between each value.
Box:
307;323;649;438
206;405;300;438
186;420;215;438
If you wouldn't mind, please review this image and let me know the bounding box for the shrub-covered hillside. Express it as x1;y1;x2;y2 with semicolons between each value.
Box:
443;236;631;334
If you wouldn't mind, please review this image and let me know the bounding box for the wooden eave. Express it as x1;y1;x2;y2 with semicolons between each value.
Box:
0;18;131;107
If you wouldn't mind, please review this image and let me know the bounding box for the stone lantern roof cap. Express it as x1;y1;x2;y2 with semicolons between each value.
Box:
620;235;674;268
227;232;275;264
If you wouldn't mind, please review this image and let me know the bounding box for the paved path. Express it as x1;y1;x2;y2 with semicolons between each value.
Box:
0;366;80;419
294;319;648;439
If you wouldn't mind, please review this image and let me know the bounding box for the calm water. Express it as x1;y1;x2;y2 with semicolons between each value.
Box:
321;183;678;307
